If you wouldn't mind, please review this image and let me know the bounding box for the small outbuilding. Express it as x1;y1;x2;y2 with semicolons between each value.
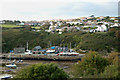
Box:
14;48;25;54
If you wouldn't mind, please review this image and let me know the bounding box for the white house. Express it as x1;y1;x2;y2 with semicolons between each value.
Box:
36;30;41;32
66;21;81;25
57;21;62;26
99;16;104;19
96;25;107;32
45;30;51;32
56;28;62;32
50;22;53;26
110;17;115;20
58;32;62;34
18;23;24;26
0;20;5;24
83;25;89;28
104;22;109;25
110;23;118;27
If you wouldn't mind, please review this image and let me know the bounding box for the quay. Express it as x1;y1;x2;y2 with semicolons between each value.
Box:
2;53;85;61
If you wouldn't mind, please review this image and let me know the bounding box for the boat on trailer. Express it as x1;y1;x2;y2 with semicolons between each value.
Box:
6;63;17;68
57;51;79;56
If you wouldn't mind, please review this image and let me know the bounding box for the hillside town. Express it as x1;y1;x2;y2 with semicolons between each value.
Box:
1;15;119;34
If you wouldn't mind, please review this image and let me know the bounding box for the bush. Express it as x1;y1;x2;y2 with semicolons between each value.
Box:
100;65;119;78
15;63;69;80
72;52;109;78
107;52;119;65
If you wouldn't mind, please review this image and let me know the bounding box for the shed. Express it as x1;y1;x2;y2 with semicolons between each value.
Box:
14;48;25;54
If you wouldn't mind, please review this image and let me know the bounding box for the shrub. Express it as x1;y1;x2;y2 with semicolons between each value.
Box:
72;52;109;78
15;63;69;80
100;65;119;78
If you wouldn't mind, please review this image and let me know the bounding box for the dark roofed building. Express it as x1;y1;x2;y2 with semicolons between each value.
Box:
14;48;25;54
32;46;42;51
32;46;44;54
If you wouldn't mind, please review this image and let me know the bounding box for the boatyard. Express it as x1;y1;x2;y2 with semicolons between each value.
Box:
1;42;86;78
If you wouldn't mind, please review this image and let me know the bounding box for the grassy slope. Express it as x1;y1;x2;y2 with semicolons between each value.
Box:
1;24;23;28
32;26;40;29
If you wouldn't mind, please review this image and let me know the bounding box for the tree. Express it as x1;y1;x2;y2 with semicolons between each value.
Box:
15;63;69;80
100;65;119;78
77;33;116;53
105;16;110;22
115;30;120;52
72;52;109;78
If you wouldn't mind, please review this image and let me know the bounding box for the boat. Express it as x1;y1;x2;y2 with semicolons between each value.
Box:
0;74;13;79
46;49;55;53
16;60;23;63
25;50;32;55
57;50;79;56
6;63;17;68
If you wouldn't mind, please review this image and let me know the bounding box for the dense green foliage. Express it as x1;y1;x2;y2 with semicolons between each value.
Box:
15;63;69;80
72;52;109;77
72;52;120;78
2;27;119;53
77;33;117;52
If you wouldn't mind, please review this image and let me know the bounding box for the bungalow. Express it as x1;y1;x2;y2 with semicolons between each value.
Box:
0;20;5;24
110;17;116;20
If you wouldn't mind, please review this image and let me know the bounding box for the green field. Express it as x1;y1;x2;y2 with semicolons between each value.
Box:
32;27;40;29
1;24;23;28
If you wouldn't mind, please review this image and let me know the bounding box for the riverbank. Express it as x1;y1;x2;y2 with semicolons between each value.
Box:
1;59;77;78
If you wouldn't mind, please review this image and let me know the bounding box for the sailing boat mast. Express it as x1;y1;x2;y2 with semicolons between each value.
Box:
26;42;28;51
70;42;71;50
49;41;51;47
70;42;71;52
